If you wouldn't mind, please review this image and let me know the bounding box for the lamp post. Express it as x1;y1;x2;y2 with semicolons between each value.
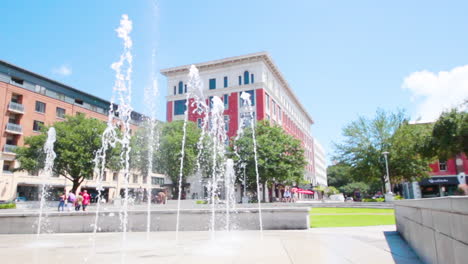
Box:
382;151;393;201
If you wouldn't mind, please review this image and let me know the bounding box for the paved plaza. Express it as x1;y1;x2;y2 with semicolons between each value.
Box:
0;225;420;264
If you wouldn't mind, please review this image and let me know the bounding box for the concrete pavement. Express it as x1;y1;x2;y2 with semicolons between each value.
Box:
0;225;421;264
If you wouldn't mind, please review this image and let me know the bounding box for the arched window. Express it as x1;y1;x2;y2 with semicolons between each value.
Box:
178;81;183;94
244;71;250;85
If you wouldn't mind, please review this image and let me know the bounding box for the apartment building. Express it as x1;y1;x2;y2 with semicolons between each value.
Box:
161;52;317;190
0;60;165;202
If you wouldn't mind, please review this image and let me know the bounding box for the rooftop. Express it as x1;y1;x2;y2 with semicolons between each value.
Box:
160;52;314;124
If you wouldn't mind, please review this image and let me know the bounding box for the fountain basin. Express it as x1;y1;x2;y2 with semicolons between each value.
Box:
0;207;309;234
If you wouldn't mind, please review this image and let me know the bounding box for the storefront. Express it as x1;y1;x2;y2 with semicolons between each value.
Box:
16;184;65;201
419;176;460;198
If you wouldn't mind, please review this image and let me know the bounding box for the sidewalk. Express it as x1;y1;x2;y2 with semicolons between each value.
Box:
0;225;421;264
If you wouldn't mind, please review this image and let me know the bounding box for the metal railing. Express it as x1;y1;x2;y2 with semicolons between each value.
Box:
5;123;22;134
8;101;25;113
3;144;18;153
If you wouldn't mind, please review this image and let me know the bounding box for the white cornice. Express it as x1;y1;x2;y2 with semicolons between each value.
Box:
160;52;314;124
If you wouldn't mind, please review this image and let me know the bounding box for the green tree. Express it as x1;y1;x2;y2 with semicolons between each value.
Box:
231;121;307;199
390;121;434;182
130;120;160;178
340;182;370;196
334;109;419;192
154;120;201;196
423;109;468;159
15;114;119;193
326;163;353;188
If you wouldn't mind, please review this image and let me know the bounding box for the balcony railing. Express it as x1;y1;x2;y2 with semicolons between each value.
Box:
3;144;18;154
8;101;25;114
5;123;22;134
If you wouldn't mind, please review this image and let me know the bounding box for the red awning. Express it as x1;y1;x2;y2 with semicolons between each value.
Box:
296;188;314;195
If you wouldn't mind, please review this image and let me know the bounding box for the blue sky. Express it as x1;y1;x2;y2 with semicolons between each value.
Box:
1;0;467;163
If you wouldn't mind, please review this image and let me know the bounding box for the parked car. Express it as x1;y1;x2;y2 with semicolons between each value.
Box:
15;197;27;202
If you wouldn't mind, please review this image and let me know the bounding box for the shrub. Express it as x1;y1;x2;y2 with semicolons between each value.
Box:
195;200;207;204
362;198;385;202
394;195;404;200
0;203;16;209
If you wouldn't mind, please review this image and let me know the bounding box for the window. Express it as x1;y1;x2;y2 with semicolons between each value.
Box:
184;84;187;93
56;107;66;118
11;94;22;103
223;94;229;109
174;100;187;115
244;71;250;85
56;93;66;101
224;115;230;131
152;177;164;185
251;74;255;83
113;172;118;181
74;99;83;105
209;78;216;90
33;120;44;132
266;94;270;110
224;76;228;88
173;86;176;95
11;77;24;85
439;160;447;171
197;118;202;128
35;85;46;95
6;135;14;145
35;101;46;113
3;161;14;172
272;100;276;116
133;174;138;183
103;171;108;181
178;81;184;94
278;107;282;121
240;90;255;106
238;76;242;85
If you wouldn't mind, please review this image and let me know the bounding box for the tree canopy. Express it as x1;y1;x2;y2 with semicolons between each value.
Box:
15;114;119;192
423;109;468;159
153;120;201;190
333;109;433;192
231;120;307;193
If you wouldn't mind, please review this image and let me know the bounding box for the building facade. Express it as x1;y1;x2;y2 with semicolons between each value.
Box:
0;60;165;202
161;52;317;188
402;154;468;199
313;139;327;186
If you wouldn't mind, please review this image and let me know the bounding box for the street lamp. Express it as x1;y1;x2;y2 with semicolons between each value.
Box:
382;151;393;201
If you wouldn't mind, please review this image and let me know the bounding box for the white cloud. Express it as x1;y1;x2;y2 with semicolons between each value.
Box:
52;65;72;76
402;65;468;123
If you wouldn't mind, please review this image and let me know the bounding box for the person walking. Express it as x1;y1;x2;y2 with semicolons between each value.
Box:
82;190;91;211
284;186;291;203
58;192;66;212
67;191;76;211
75;192;83;211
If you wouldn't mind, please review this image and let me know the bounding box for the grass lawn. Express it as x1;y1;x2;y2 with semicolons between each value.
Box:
310;208;395;228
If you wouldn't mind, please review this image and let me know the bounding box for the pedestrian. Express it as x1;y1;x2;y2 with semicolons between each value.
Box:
284;186;291;203
58;192;65;212
67;191;76;211
82;190;91;211
75;192;83;211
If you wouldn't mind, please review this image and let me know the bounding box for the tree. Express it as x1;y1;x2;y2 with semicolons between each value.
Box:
154;120;201;196
389;121;434;182
231;120;307;198
130;120;160;179
333;109;426;192
326;163;353;188
15;114;119;193
340;182;370;196
423;109;468;159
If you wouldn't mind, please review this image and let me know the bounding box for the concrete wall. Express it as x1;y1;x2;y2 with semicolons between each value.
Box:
395;196;468;264
0;207;309;234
